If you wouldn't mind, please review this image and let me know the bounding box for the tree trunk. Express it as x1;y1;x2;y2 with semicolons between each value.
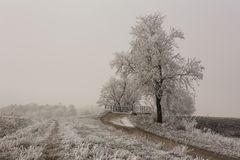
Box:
156;95;163;123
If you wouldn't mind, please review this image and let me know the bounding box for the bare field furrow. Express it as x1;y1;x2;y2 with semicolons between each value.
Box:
38;120;62;160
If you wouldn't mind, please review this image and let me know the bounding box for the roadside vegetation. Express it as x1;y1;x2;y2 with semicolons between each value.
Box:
128;114;240;159
58;115;205;160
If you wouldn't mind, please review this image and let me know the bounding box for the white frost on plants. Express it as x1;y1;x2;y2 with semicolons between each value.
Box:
129;114;240;159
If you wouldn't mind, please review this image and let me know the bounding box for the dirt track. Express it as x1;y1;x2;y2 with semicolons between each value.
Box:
1;114;238;160
100;112;239;160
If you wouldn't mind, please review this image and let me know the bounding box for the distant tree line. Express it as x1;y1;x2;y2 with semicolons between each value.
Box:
0;103;77;119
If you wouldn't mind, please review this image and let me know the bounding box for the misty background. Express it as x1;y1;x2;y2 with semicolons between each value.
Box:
0;0;239;117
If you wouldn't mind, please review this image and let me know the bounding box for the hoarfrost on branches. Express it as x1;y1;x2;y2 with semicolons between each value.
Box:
111;13;204;123
97;77;141;112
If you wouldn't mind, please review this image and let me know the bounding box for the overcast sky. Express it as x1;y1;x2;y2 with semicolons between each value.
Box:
0;0;239;117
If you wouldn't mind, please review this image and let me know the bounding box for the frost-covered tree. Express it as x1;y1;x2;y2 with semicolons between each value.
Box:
97;77;141;112
162;86;195;119
111;13;204;123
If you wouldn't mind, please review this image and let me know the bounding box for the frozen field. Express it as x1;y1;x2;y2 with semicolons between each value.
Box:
1;104;238;160
0;113;205;160
0;116;32;138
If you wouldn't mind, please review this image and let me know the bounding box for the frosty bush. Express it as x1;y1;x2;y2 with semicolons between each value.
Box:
170;145;188;157
183;118;197;132
165;116;197;132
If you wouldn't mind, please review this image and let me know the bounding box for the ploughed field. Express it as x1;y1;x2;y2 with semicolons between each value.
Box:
195;116;240;138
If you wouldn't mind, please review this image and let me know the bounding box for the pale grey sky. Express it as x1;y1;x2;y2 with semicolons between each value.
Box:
0;0;239;117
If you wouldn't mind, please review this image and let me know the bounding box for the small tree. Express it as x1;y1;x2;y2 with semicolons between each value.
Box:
111;13;204;123
97;77;141;112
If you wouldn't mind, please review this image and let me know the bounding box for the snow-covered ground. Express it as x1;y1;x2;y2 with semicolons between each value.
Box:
111;117;135;128
0;114;206;160
58;115;204;160
128;114;240;159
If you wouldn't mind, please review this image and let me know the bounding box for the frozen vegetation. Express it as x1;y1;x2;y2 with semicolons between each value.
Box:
0;116;32;138
0;12;238;160
0;119;54;160
128;114;240;159
57;115;204;160
0;104;238;160
96;12;240;160
0;104;207;160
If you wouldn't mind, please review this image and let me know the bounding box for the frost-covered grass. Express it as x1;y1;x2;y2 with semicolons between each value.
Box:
195;116;240;138
128;114;240;159
0;120;54;160
57;116;204;160
0;116;32;138
0;112;207;159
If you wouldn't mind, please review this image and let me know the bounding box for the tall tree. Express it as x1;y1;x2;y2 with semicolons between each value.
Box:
111;13;204;123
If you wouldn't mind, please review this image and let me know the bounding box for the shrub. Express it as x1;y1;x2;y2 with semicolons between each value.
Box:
167;117;197;131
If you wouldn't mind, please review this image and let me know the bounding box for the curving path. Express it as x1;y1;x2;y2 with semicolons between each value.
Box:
100;112;239;160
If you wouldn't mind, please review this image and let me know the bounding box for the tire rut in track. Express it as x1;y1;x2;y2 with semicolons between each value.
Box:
39;120;62;160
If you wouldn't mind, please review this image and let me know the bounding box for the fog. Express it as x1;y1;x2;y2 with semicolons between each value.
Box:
0;0;239;117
